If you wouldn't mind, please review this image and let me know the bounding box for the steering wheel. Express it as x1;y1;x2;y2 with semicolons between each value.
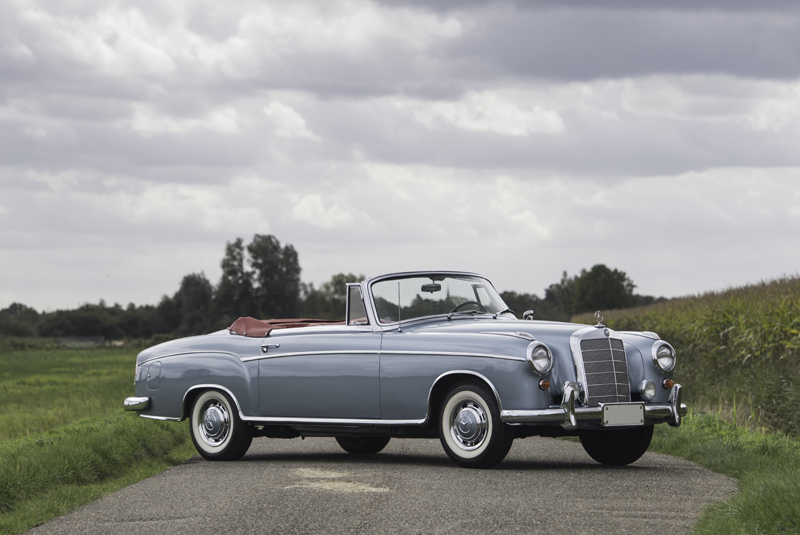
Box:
449;301;487;314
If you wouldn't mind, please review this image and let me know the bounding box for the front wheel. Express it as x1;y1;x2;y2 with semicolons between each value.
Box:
335;436;391;454
190;390;253;461
438;381;513;469
579;425;653;466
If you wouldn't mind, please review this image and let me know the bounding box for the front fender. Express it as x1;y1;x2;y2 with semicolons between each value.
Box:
134;352;258;420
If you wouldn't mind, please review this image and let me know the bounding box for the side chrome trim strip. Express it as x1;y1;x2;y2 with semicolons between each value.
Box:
139;350;242;366
239;415;427;426
481;331;536;341
242;350;524;363
383;350;523;362
241;350;379;363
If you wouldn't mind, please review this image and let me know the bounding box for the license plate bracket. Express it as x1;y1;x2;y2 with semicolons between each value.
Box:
602;403;645;427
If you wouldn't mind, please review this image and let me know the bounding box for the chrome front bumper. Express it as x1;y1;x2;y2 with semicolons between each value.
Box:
501;383;687;431
124;397;150;411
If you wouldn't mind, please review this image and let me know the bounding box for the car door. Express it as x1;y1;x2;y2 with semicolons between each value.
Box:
258;328;381;419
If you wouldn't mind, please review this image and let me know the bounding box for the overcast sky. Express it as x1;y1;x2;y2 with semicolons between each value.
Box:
2;0;800;312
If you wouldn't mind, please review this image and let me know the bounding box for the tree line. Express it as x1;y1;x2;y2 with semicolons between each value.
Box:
0;234;663;339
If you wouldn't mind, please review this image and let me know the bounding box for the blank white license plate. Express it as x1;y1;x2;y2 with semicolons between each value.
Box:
602;404;645;427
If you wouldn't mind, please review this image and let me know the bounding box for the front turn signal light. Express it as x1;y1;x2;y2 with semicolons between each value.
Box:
663;378;674;389
539;379;550;390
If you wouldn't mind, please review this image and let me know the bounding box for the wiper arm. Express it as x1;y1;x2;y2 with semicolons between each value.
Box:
493;307;515;319
447;309;485;320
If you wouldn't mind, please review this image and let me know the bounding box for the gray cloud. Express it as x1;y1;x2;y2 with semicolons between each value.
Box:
2;0;800;311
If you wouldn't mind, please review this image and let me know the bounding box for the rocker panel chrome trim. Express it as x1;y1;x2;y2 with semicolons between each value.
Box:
239;415;427;426
139;414;182;421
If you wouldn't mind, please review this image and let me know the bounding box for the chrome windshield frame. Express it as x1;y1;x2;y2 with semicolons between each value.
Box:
365;271;508;332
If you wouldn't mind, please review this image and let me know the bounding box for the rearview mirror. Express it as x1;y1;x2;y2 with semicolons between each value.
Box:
421;283;441;293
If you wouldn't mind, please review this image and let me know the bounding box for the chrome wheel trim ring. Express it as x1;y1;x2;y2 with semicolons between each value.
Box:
449;398;488;451
198;400;230;447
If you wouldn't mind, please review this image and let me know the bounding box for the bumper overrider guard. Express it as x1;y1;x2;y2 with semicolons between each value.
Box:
124;397;150;411
501;382;687;431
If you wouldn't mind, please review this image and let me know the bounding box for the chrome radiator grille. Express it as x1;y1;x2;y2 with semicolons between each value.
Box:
580;338;630;404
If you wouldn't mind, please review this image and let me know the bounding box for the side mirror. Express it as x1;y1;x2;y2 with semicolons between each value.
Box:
523;310;534;320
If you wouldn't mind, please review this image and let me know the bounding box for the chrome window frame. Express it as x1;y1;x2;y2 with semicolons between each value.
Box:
346;283;370;326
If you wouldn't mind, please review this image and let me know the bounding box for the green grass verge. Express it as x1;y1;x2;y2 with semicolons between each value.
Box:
649;408;800;535
0;348;196;534
0;348;137;440
0;412;195;535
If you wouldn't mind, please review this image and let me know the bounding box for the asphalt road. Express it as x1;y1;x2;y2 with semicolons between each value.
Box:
28;436;736;535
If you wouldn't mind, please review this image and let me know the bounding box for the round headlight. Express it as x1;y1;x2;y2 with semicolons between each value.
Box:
651;341;676;373
526;342;553;375
640;379;656;401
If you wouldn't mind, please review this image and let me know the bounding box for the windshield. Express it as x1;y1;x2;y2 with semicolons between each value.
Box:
370;274;511;324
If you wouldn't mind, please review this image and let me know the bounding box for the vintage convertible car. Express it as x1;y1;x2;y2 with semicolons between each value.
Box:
124;271;686;469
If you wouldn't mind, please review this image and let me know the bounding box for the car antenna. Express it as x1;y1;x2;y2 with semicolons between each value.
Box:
397;281;402;332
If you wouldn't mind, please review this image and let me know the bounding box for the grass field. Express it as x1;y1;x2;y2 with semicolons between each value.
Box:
0;348;195;535
0;348;136;441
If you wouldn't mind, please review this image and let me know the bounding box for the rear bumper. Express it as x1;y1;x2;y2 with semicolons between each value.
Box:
123;397;150;411
501;383;687;430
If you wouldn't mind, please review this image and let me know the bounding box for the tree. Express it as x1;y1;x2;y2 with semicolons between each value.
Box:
215;238;255;325
542;271;578;321
247;234;302;318
301;273;364;319
173;273;214;335
0;303;40;337
572;264;636;314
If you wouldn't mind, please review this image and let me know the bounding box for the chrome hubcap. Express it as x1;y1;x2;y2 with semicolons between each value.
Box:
450;399;488;451
199;400;230;447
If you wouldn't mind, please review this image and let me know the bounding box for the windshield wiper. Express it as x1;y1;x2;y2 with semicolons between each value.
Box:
447;309;486;320
493;307;515;319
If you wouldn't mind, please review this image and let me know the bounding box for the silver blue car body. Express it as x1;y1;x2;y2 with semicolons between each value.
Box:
125;271;686;468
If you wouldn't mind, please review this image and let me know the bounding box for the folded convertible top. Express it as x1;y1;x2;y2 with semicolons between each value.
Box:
228;316;345;337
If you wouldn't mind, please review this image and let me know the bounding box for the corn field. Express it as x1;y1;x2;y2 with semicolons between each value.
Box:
574;276;800;436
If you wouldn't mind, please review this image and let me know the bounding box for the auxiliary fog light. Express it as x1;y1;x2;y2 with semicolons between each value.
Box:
640;380;657;401
663;378;674;389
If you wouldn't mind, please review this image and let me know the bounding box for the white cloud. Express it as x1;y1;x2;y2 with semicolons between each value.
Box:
290;194;355;228
263;102;320;140
401;91;565;136
129;104;242;136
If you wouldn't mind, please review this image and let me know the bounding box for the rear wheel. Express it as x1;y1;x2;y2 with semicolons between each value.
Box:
579;425;653;466
438;381;513;469
335;436;391;454
190;390;253;461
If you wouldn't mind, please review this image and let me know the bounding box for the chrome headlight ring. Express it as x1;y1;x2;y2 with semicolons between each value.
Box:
526;341;553;376
651;340;676;373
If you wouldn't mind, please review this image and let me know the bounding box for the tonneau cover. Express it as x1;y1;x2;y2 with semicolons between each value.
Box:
228;317;345;337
